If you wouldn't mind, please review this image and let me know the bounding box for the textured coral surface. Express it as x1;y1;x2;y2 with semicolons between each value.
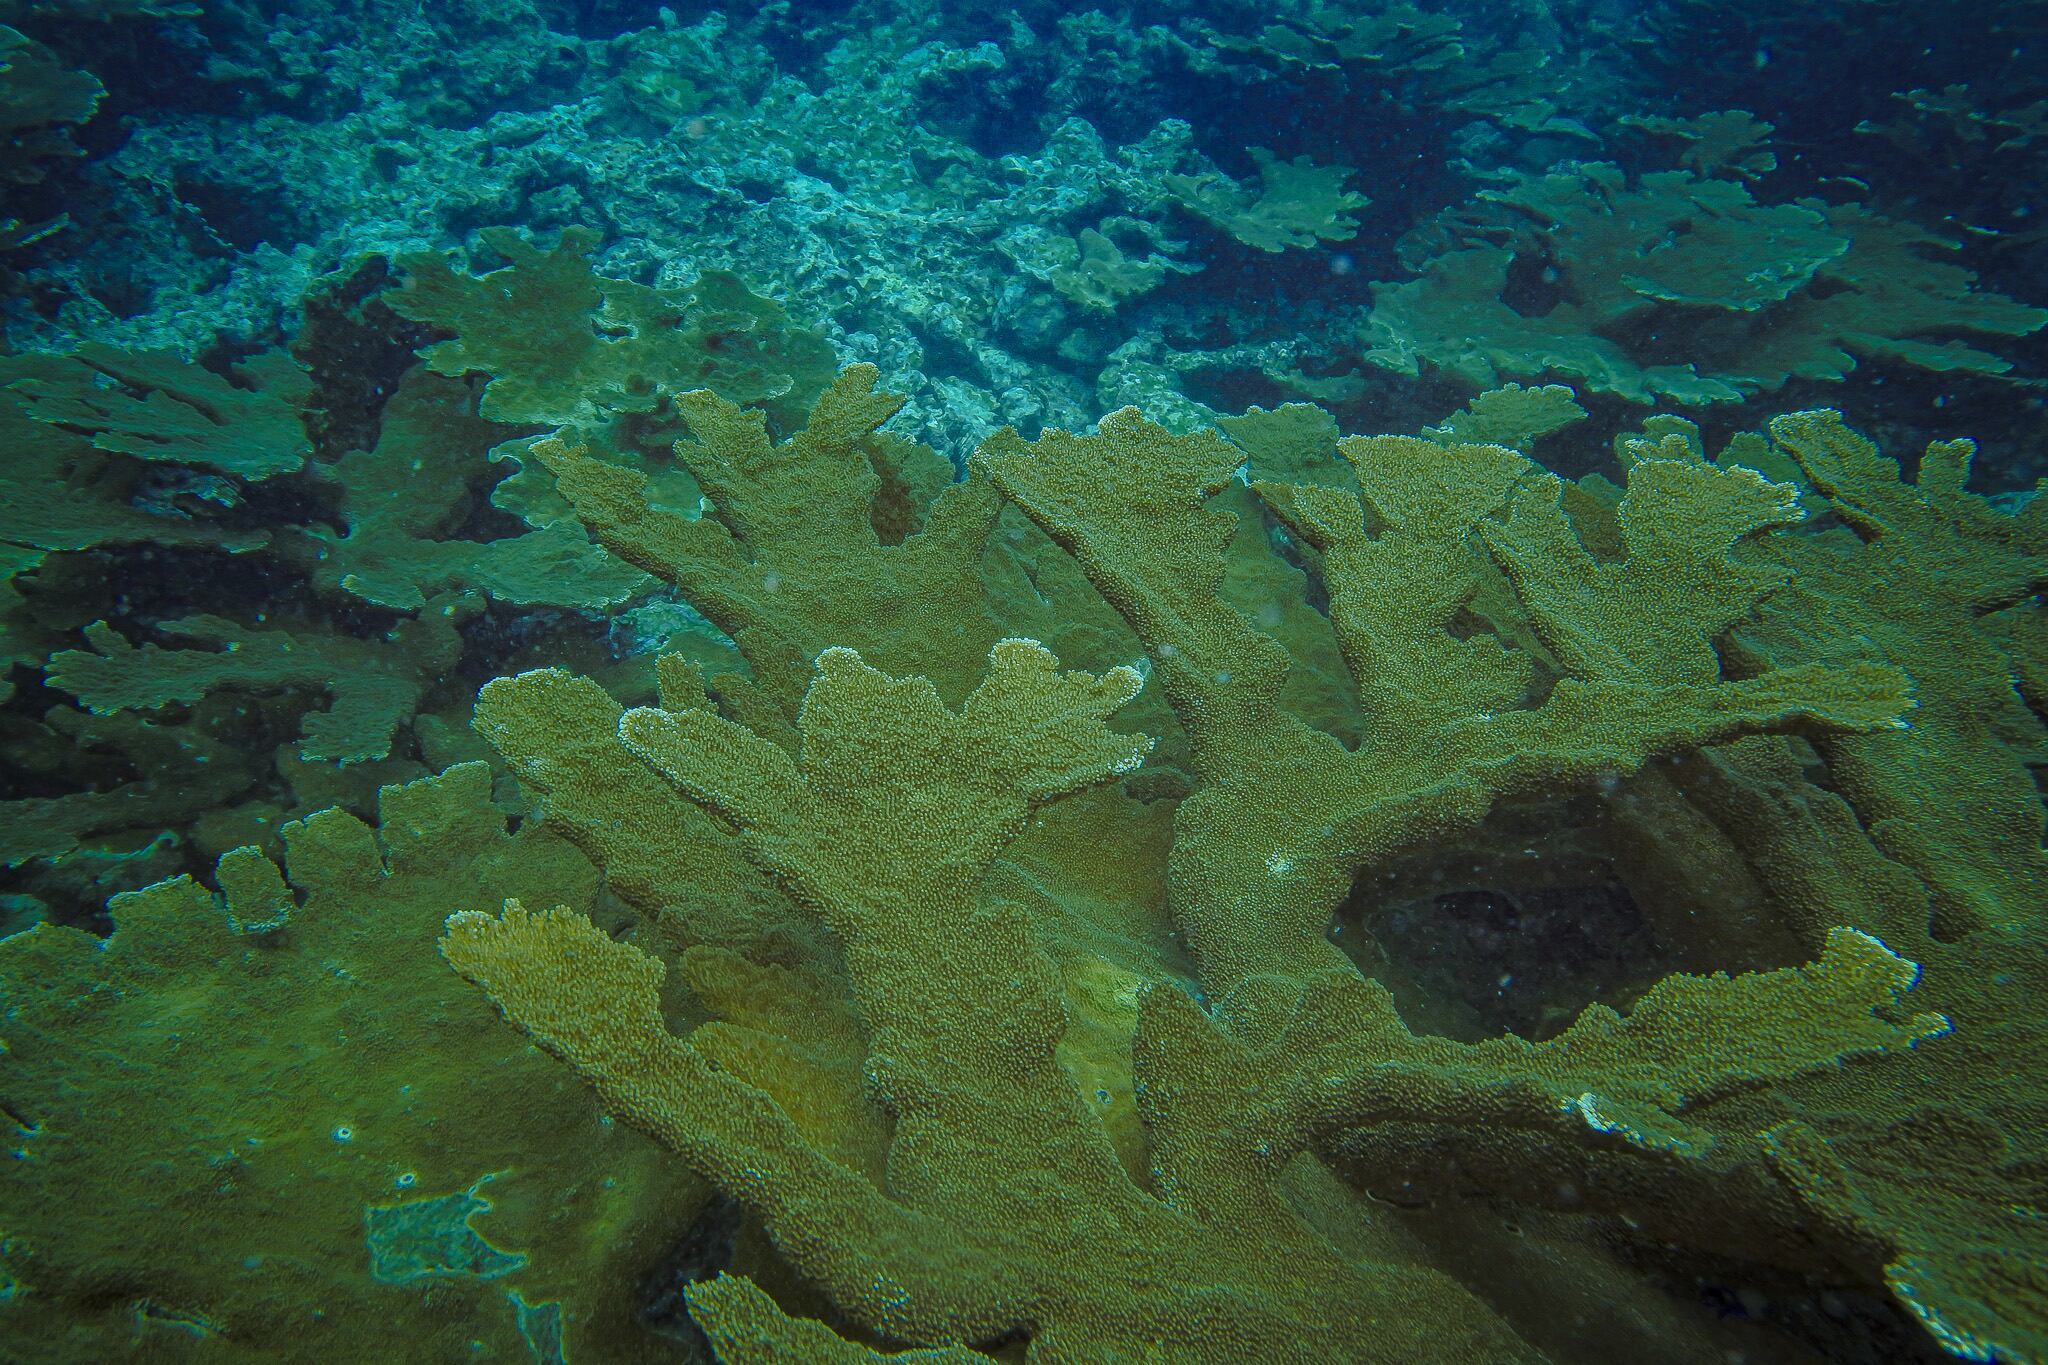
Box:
0;2;2044;1362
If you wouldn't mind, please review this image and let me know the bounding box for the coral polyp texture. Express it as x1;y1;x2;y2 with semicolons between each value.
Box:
1;1;2045;1361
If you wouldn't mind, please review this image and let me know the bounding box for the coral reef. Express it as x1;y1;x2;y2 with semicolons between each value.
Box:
0;763;707;1359
0;1;2044;1360
1361;162;2047;405
1165;147;1370;253
425;365;2029;1360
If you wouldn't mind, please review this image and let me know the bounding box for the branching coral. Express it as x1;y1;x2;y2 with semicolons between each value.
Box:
281;367;645;613
0;355;637;905
1192;3;1578;135
0;6;2042;1358
0;763;708;1359
0;23;99;186
446;643;1540;1361
9;345;314;480
978;404;1906;996
1505;412;2048;1360
0;369;286;881
1037;219;1200;313
47;603;470;764
445;632;1934;1360
1729;411;2048;937
1164;147;1369;253
1363;162;2047;404
386;226;839;433
416;361;2020;1361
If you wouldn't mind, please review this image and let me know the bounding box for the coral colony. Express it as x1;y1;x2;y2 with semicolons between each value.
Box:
0;2;2043;1361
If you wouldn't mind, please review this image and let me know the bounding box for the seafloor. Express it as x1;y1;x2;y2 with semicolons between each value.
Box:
0;2;2044;1362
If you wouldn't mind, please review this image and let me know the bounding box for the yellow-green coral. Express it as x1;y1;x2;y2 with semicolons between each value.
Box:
417;373;2013;1360
1733;410;2047;936
446;633;1939;1360
445;643;1545;1362
978;404;1905;998
0;763;706;1360
286;368;646;612
1046;222;1193;312
47;605;470;764
1528;411;2048;1357
1421;382;1587;452
1618;109;1780;180
10;279;2035;1362
0;379;269;555
533;363;1132;720
685;1273;999;1364
387;226;838;431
